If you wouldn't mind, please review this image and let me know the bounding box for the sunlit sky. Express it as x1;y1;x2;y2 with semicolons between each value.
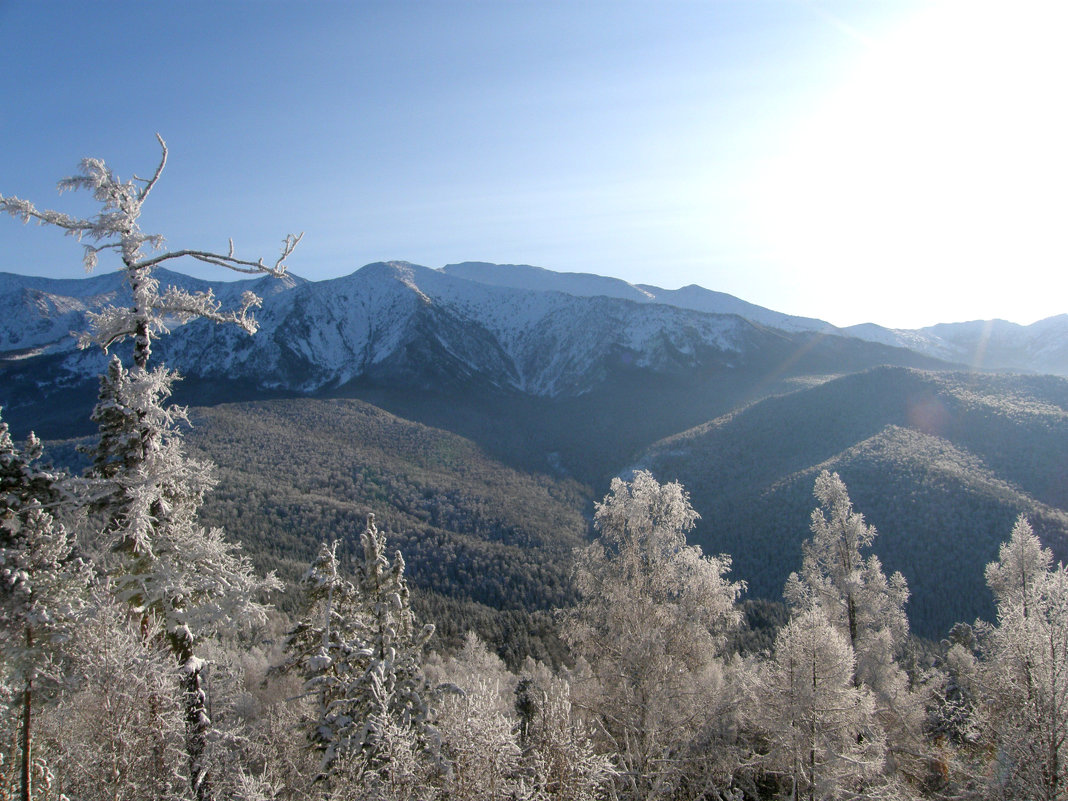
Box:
1;1;1065;329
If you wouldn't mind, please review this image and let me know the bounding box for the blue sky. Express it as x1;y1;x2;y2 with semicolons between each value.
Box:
1;1;1065;328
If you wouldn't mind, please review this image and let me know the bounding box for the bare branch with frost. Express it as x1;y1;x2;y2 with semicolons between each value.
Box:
1;135;301;358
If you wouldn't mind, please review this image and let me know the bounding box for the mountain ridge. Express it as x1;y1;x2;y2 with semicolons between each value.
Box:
0;260;949;415
633;365;1068;636
5;260;1063;380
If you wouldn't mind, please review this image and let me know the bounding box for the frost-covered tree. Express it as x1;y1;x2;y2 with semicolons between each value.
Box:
0;134;299;374
0;415;65;518
37;588;188;801
0;414;87;801
923;623;985;799
345;514;436;783
78;353;281;800
750;607;885;801
985;514;1052;617
785;471;910;685
566;470;744;799
436;674;525;801
1;138;298;801
426;635;611;801
514;663;614;801
784;471;922;781
344;670;438;801
425;634;523;800
280;539;362;776
980;517;1068;801
284;518;436;791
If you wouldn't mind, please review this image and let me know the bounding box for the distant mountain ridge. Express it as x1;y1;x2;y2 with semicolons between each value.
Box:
3;260;1064;378
441;261;837;333
0;260;946;423
441;261;1068;373
844;317;1068;376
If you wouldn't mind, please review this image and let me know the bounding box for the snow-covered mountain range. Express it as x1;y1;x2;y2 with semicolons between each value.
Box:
439;262;1068;375
2;261;1066;417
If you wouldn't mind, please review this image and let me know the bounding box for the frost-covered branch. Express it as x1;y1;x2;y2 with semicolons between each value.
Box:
133;132;169;203
137;232;303;278
1;135;301;363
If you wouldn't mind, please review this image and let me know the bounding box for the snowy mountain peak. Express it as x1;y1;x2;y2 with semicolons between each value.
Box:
441;261;656;302
441;262;835;334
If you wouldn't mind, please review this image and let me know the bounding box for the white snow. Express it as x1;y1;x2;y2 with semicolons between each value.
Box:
5;261;1068;396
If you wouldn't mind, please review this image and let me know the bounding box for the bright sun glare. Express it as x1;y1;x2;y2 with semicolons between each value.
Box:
752;3;1068;328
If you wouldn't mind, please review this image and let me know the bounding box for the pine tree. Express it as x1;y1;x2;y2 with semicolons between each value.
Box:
349;670;438;801
0;413;88;801
346;514;436;783
1;138;297;801
785;471;910;683
81;357;280;800
284;517;436;790
280;539;363;776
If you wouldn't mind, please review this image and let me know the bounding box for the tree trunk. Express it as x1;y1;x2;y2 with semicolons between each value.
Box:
21;626;32;801
176;635;212;801
21;680;31;801
809;650;817;801
126;263;153;372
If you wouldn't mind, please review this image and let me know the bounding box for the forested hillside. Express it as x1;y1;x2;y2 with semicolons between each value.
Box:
41;365;1068;645
118;365;1068;643
638;366;1068;636
184;398;591;664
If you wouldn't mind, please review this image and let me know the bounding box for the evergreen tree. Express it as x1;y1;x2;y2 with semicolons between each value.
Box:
0;417;64;517
280;539;362;777
284;517;435;791
79;354;281;800
785;471;910;685
0;413;87;801
346;514;436;783
1;137;298;801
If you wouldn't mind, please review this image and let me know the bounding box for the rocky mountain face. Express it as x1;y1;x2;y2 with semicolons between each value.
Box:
0;260;948;437
5;261;1065;393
